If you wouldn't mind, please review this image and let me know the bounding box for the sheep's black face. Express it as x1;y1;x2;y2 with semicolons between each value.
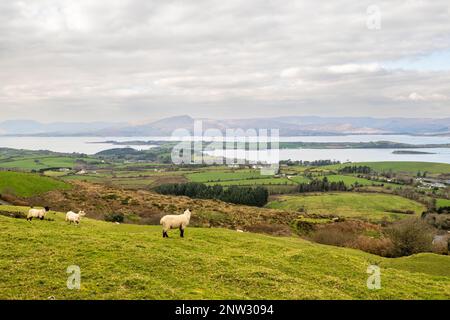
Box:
45;206;50;212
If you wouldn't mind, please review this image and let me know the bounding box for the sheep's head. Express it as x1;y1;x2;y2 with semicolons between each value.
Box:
79;211;86;216
44;206;50;212
184;209;191;218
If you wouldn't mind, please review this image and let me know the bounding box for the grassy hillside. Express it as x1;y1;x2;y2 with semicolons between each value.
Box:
326;162;450;174
266;193;426;221
0;171;71;197
0;210;449;299
0;156;101;171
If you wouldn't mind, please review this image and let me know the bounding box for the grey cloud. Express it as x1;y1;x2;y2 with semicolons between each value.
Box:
0;0;449;122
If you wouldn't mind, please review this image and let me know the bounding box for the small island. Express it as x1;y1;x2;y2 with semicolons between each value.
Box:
392;150;436;155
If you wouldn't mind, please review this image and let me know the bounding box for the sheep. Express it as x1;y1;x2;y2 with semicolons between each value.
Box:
160;209;191;238
65;211;86;225
27;206;50;221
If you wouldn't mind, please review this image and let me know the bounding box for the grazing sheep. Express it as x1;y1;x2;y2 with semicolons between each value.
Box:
160;209;191;238
27;206;50;221
65;211;86;225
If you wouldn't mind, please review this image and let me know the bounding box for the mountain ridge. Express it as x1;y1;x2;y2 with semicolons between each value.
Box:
1;116;449;136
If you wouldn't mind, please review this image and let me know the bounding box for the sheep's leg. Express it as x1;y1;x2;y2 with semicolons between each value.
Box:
40;217;44;220
180;227;184;238
162;230;168;238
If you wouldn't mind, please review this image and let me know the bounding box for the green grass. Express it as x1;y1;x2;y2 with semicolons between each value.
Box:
0;210;449;299
326;162;450;174
187;170;268;183
206;177;296;186
0;171;71;197
325;175;399;188
0;156;100;171
266;193;426;221
437;199;450;209
288;176;311;184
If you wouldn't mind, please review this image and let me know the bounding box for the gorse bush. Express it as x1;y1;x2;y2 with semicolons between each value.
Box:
155;182;269;207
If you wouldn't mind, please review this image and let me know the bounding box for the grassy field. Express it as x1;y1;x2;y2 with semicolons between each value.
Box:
206;177;296;186
288;176;311;184
324;175;399;188
437;198;450;209
0;210;449;299
0;156;101;171
326;162;450;174
0;171;71;197
266;193;426;221
187;170;267;183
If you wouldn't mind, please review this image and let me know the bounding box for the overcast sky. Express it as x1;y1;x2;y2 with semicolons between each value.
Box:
1;0;450;122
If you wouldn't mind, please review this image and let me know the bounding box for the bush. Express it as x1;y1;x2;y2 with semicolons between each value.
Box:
308;221;395;257
104;212;125;223
351;236;394;257
432;240;449;255
309;226;355;247
423;213;450;230
385;218;433;257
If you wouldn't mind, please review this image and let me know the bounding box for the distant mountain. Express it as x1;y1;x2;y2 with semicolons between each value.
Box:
101;115;450;137
1;116;449;137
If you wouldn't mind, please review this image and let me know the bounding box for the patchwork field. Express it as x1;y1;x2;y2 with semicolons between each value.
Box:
205;177;296;186
266;193;426;221
326;162;450;175
324;175;399;188
0;211;449;299
187;170;267;183
0;171;71;197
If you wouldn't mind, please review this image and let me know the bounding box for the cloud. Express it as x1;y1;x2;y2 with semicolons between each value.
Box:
327;63;382;74
0;0;450;121
395;92;450;102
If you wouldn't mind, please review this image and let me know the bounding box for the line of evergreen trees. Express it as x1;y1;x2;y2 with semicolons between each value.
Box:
296;177;347;193
155;182;269;207
338;165;372;174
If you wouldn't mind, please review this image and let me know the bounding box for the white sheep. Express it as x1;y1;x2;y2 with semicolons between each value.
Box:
160;209;191;238
65;211;86;225
27;206;50;221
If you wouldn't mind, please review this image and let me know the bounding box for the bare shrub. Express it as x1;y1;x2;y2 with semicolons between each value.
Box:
351;236;394;257
309;226;355;247
432;241;449;255
309;221;394;257
308;221;371;247
385;218;433;257
424;213;450;230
